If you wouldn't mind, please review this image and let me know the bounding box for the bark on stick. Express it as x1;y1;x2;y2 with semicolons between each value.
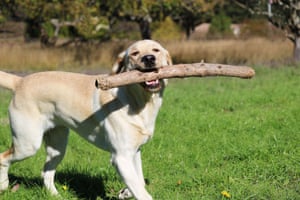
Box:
95;62;255;90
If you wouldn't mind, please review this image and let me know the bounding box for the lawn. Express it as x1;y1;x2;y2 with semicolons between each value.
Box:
0;66;299;200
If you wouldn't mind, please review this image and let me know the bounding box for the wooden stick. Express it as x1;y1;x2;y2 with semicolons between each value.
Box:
95;62;255;90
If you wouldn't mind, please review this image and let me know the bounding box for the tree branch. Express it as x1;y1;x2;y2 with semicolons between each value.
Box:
232;0;255;15
50;18;80;37
95;63;255;90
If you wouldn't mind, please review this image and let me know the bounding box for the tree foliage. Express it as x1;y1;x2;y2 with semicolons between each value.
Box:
209;12;232;39
0;0;224;41
0;0;110;42
99;0;158;39
170;0;222;39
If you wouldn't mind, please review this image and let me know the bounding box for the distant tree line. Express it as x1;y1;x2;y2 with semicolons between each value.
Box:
0;0;248;42
0;0;299;61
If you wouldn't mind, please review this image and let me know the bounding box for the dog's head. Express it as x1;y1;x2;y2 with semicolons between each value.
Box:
112;40;172;93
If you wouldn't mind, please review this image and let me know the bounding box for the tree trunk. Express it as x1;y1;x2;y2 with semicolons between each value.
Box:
138;18;151;39
185;27;191;40
24;19;41;42
294;36;300;62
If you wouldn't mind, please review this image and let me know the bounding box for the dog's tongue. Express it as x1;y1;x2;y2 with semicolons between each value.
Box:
145;80;159;86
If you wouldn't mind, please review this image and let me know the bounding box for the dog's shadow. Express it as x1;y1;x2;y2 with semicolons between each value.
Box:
9;171;118;200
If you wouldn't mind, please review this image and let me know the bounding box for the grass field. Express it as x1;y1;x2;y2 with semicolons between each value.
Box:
0;66;299;200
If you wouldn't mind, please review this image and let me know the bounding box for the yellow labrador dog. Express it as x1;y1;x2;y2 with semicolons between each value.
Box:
0;40;172;200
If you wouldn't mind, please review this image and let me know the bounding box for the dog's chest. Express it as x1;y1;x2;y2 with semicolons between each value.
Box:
133;97;162;144
89;88;162;150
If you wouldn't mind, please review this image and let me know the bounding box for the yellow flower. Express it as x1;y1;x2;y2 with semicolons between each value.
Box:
177;180;182;185
62;185;68;191
221;190;231;198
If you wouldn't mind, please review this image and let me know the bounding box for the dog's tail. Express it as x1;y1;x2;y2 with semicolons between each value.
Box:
0;71;22;91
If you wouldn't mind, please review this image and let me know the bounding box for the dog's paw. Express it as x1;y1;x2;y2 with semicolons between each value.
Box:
118;188;133;200
0;179;9;192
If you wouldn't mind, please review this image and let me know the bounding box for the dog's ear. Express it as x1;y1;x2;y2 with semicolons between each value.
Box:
165;50;173;66
111;51;127;74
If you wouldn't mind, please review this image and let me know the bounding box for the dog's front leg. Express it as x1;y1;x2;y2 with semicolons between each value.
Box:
134;149;146;187
112;153;152;200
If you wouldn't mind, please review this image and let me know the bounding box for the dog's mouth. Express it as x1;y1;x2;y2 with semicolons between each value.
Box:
141;79;162;92
134;66;162;93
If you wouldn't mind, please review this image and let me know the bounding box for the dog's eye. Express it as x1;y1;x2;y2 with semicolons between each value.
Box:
153;48;160;53
131;51;139;56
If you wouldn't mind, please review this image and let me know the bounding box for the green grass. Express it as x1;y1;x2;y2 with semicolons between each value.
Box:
0;66;299;200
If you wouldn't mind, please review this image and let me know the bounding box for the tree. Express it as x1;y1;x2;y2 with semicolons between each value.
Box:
209;11;232;39
169;0;222;39
99;0;171;39
0;0;45;40
0;0;110;45
99;0;224;40
232;0;300;62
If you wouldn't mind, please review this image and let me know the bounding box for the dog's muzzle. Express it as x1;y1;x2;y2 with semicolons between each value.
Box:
139;54;162;93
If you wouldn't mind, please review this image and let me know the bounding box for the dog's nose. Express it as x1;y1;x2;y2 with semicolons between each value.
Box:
141;55;156;68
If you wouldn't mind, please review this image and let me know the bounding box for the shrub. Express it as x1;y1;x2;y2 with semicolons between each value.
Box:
152;17;182;41
0;15;6;24
208;12;233;39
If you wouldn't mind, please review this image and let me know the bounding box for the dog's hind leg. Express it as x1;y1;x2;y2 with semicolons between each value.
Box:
0;147;13;192
0;116;44;192
42;126;69;195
